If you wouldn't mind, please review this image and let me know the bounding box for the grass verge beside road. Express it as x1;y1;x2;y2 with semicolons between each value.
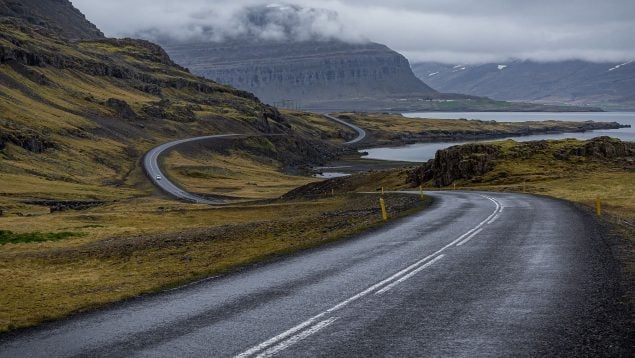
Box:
0;193;429;332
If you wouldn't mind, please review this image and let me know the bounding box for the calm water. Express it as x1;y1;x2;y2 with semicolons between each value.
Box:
363;112;635;162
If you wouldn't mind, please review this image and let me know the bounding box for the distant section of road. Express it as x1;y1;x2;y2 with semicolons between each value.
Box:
1;191;630;357
143;114;365;204
143;134;240;205
324;114;366;145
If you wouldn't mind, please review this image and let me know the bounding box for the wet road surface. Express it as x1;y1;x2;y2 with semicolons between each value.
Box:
0;191;631;357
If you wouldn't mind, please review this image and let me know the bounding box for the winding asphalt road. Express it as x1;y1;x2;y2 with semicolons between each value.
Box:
143;115;364;204
0;191;630;357
144;134;241;204
323;114;366;145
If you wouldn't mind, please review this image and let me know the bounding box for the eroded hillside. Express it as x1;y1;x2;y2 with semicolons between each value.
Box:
0;18;351;212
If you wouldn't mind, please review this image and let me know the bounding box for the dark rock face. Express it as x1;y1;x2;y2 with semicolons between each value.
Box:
162;39;438;107
0;130;56;153
412;60;635;109
0;32;257;101
21;200;105;212
105;98;137;120
556;136;635;160
0;0;104;40
411;144;500;187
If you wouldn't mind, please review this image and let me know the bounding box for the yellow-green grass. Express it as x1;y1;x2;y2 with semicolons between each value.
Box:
435;139;634;221
456;163;635;221
281;110;355;143
0;193;427;332
163;150;318;199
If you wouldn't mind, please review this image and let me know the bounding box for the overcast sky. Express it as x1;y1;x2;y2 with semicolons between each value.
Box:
72;0;635;64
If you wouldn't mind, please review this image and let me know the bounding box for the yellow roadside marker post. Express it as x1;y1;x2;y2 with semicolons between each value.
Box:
453;183;456;191
381;186;384;195
380;197;388;221
419;185;425;200
595;196;602;218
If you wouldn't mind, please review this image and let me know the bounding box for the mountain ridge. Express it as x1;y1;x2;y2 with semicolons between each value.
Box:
162;39;440;109
412;60;635;110
0;0;104;40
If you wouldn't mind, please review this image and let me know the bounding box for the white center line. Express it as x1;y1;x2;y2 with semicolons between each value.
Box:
236;194;502;358
454;196;500;247
235;319;322;358
456;228;483;246
375;254;445;294
255;318;339;358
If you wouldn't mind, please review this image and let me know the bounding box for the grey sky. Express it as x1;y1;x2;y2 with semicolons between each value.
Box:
72;0;635;64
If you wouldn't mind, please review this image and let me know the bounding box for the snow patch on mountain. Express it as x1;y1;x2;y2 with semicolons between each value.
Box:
608;60;633;72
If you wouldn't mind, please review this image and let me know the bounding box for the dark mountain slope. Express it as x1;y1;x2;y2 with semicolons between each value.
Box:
0;0;104;40
163;40;601;112
412;60;635;110
163;39;439;108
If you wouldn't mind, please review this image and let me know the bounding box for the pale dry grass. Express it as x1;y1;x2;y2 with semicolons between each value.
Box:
163;151;318;199
0;193;427;332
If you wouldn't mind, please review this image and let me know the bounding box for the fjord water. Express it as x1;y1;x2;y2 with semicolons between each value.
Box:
362;112;635;162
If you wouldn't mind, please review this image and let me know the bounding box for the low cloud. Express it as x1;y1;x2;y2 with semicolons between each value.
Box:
73;0;635;64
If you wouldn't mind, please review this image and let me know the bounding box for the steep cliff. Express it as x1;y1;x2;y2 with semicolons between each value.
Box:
162;39;440;109
0;0;104;40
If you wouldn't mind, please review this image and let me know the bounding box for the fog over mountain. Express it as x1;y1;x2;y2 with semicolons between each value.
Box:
73;0;635;64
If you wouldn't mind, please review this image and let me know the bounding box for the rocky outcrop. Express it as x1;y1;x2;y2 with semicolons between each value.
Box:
21;200;105;212
0;129;56;153
162;39;439;107
555;136;635;160
0;0;104;40
0;25;259;101
410;144;501;187
105;98;137;120
409;137;635;187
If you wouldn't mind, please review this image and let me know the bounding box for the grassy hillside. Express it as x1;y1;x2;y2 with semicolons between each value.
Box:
0;19;354;212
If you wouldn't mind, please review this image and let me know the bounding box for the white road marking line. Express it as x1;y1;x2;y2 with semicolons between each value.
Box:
235;318;323;358
456;228;483;246
487;213;500;224
453;196;499;247
237;195;502;357
236;249;446;358
375;255;445;294
254;318;339;358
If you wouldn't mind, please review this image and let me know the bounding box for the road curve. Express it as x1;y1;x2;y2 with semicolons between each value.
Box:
323;114;366;145
1;191;630;357
144;134;241;205
143;114;364;204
